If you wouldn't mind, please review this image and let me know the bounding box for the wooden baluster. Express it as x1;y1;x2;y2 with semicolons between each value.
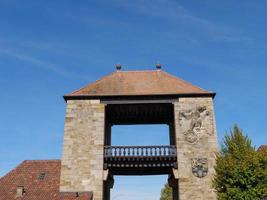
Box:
107;147;110;157
115;147;117;156
122;147;124;157
119;147;121;156
172;146;176;155
104;147;106;157
105;147;108;157
130;147;133;156
106;147;108;157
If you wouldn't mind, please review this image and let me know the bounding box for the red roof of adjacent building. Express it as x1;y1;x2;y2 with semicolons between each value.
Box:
0;160;92;200
257;145;267;153
64;70;215;99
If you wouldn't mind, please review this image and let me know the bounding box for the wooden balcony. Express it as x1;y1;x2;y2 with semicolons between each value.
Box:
104;145;177;175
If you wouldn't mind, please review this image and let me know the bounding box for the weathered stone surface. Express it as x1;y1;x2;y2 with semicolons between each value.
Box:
60;97;218;200
174;97;218;200
60;100;105;200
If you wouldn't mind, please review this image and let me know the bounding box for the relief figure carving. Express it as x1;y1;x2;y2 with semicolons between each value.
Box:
179;106;210;143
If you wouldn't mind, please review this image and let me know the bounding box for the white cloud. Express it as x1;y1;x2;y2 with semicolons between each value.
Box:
0;47;88;80
107;0;251;43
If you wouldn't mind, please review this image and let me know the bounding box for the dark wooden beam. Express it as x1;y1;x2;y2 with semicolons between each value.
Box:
63;93;216;102
101;99;176;105
106;103;174;125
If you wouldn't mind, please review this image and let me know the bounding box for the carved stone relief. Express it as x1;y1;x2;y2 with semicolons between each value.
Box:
191;158;208;178
179;106;212;143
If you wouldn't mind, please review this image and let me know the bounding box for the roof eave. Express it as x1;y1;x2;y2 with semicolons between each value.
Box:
63;92;216;102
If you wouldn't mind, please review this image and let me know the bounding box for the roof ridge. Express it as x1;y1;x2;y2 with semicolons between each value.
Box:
116;69;159;73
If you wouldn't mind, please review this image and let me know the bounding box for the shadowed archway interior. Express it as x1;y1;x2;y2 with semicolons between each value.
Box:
103;103;178;200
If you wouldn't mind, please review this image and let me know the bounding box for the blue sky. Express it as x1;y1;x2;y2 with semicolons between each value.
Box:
0;0;267;199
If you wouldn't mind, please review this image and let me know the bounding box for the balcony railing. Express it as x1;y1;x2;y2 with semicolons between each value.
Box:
104;145;177;171
104;145;176;157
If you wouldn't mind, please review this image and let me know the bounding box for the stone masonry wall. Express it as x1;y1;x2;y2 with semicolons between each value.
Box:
174;97;218;200
60;99;105;200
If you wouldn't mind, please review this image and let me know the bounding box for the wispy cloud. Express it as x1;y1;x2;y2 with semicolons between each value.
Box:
107;0;252;43
0;47;88;80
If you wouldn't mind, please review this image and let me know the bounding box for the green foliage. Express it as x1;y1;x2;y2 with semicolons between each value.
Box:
160;183;172;200
213;125;267;200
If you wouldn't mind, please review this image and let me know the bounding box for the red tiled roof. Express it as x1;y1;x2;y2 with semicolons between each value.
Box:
64;70;214;99
0;160;92;200
257;145;267;153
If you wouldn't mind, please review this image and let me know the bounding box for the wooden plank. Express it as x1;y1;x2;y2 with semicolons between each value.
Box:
101;99;176;104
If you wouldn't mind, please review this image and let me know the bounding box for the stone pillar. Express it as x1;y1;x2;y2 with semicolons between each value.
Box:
60;100;105;200
173;97;218;200
103;175;114;200
168;175;178;200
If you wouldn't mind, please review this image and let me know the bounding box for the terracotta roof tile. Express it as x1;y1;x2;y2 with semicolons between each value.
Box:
257;145;267;153
0;160;92;200
65;70;214;98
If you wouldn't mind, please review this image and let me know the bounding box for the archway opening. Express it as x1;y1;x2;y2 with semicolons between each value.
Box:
111;175;168;200
103;103;177;200
111;124;170;146
107;124;174;199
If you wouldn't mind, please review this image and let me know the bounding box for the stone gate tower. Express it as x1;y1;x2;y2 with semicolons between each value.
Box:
60;66;218;200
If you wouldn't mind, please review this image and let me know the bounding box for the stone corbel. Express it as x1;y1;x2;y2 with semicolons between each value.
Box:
103;169;109;181
172;168;179;179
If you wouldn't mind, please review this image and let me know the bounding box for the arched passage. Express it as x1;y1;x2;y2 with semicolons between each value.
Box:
103;103;178;200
